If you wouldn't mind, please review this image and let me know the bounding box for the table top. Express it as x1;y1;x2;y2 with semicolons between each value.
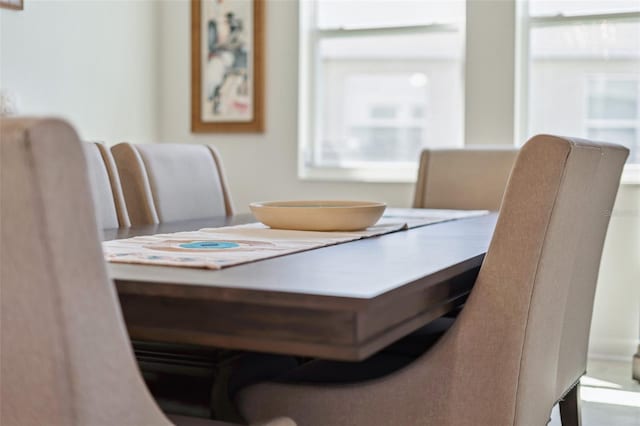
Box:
105;212;498;360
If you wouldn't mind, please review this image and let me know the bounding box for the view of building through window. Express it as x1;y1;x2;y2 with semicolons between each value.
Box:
324;72;429;163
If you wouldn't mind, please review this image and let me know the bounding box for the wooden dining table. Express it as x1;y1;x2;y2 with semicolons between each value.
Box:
104;212;497;362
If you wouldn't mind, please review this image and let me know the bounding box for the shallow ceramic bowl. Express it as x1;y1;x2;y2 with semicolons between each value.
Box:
249;200;387;231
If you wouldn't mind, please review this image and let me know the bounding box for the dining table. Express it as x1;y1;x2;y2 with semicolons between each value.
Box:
103;211;498;362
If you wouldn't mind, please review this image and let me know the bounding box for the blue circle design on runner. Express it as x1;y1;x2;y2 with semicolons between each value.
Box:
179;241;240;249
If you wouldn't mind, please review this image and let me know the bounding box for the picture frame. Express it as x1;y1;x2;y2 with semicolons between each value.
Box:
0;0;23;10
191;0;264;133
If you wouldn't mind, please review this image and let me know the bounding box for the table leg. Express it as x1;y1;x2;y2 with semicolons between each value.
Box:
633;344;640;383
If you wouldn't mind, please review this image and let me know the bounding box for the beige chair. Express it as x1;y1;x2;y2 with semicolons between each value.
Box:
0;117;292;426
413;147;519;211
84;142;131;228
111;142;233;225
237;135;628;426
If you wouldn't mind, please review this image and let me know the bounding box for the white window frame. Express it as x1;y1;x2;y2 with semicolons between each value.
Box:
518;6;640;183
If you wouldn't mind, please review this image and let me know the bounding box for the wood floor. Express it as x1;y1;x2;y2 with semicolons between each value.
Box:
549;359;640;426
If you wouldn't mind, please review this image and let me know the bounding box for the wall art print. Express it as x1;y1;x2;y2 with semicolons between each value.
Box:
191;0;264;133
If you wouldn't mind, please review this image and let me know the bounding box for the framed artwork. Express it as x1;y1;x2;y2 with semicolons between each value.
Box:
191;0;264;133
0;0;23;10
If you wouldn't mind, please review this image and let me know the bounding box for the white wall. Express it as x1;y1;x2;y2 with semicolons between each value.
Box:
589;185;640;360
0;0;159;143
465;0;516;145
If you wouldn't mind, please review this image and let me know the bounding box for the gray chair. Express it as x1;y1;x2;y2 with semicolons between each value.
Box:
237;135;628;426
84;141;131;228
111;142;233;225
110;142;247;419
413;147;518;322
413;147;519;211
0;117;292;426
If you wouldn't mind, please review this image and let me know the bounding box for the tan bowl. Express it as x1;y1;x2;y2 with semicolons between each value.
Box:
249;200;387;232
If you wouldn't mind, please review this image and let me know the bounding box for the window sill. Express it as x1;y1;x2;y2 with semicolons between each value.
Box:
299;164;640;185
621;165;640;185
299;164;418;184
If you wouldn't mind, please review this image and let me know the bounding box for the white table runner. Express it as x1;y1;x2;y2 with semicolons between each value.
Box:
103;208;488;270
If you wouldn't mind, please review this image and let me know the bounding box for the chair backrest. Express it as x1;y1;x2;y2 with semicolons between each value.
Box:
84;142;130;229
413;147;519;210
0;118;171;426
423;135;627;424
375;135;627;426
111;143;233;225
554;137;629;398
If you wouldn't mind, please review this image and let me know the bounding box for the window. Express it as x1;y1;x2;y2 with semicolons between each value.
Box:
326;72;429;164
299;1;640;182
299;0;465;181
525;0;640;165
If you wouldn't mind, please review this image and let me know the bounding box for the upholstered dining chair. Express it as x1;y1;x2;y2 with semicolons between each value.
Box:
84;142;131;229
111;142;233;225
413;147;519;211
0;117;293;426
237;135;628;426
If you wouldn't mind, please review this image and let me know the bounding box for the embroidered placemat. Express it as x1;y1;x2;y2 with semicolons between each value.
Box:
103;208;488;270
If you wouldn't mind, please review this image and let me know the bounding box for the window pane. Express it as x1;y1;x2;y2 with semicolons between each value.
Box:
315;32;464;167
316;0;464;30
530;0;640;17
588;78;639;120
588;127;639;163
332;73;427;163
528;20;640;164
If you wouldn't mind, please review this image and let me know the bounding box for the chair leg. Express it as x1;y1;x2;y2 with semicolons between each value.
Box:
559;382;582;426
